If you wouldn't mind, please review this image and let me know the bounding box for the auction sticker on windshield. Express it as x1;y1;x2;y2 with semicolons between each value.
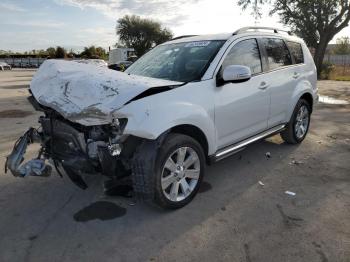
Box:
185;41;211;47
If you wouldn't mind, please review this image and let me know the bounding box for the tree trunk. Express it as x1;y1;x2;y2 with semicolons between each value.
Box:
314;37;329;79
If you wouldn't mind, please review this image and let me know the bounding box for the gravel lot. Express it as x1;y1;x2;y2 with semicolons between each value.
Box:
0;69;349;262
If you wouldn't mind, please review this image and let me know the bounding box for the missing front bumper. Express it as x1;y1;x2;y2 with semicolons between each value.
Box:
5;116;129;190
5;128;52;177
5;125;91;189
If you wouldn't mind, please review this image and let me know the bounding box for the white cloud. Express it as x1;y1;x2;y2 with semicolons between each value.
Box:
3;21;66;28
0;2;26;12
56;0;287;36
2;0;348;51
57;0;350;42
79;26;116;48
56;0;200;26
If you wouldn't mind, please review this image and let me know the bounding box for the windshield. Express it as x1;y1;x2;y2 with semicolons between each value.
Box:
126;40;225;82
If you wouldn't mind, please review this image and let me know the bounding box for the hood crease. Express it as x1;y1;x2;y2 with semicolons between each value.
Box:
30;60;183;126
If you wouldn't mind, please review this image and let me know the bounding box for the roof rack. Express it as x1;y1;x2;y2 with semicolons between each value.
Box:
171;35;198;41
233;26;292;36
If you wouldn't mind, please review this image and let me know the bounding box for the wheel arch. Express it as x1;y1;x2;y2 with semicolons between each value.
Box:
287;80;316;122
169;124;209;159
299;92;314;113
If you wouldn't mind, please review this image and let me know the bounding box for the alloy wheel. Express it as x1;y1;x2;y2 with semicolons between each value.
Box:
294;105;309;139
161;146;200;202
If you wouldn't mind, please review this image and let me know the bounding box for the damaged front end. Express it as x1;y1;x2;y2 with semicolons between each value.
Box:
5;98;133;189
5;60;182;189
5;127;51;177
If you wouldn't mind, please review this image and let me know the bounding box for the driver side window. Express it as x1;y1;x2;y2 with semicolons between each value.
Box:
222;39;262;75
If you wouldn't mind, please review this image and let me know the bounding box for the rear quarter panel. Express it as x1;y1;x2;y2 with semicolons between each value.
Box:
285;43;317;121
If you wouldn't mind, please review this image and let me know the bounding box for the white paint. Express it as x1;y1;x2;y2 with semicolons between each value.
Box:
118;32;317;155
30;30;317;156
73;59;108;68
30;60;183;125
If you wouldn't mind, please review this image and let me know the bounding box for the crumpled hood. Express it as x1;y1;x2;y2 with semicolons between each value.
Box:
30;60;183;126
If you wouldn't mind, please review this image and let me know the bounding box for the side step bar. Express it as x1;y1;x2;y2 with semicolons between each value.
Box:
212;124;286;162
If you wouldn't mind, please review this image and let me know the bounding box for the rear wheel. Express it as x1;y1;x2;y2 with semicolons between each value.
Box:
281;99;311;144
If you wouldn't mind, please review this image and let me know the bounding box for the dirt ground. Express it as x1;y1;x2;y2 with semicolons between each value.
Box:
0;69;349;262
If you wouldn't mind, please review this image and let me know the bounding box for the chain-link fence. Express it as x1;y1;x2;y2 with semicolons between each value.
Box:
0;57;47;68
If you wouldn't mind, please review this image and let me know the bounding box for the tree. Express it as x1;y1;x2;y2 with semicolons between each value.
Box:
95;47;107;59
333;36;350;55
81;46;95;58
114;42;126;48
116;15;173;57
238;0;350;77
46;47;56;58
55;46;66;58
80;46;107;59
38;49;47;57
333;36;350;75
238;0;266;23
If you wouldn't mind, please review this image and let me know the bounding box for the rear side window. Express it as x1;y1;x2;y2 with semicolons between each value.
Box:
262;38;292;70
286;41;304;64
222;38;262;75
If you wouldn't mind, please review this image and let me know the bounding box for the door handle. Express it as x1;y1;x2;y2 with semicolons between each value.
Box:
293;72;300;79
258;81;269;90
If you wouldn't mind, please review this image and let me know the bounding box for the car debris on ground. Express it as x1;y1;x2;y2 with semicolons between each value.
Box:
285;191;296;196
289;160;304;165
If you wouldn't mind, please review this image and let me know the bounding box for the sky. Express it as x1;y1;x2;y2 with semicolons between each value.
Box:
0;0;349;52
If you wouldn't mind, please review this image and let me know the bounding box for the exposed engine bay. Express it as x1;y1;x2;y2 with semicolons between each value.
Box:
5;97;140;189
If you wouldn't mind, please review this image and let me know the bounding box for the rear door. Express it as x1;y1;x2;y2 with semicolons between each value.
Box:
215;38;270;148
258;37;295;127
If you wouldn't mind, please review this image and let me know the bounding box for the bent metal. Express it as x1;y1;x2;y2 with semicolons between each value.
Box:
5;26;317;209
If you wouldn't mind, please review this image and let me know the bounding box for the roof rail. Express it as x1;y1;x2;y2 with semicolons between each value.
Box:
233;26;292;36
171;35;198;41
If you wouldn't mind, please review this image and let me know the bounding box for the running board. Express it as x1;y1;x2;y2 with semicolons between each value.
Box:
212;124;286;162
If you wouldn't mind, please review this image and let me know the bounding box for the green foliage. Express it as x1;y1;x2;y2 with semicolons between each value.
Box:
237;0;350;78
116;15;173;57
114;42;126;48
0;46;106;59
334;75;350;81
333;36;350;55
0;47;69;58
55;46;66;58
270;1;350;48
238;0;267;19
46;47;56;58
80;46;107;59
320;62;335;80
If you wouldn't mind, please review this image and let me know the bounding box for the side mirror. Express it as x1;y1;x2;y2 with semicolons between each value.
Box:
222;65;252;83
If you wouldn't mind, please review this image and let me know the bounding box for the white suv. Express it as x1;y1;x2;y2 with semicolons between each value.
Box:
6;27;317;209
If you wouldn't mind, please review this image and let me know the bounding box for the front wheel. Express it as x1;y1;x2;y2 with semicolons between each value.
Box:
281;99;311;144
155;134;205;209
132;133;205;209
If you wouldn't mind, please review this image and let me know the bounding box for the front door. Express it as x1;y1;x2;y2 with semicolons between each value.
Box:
215;38;270;149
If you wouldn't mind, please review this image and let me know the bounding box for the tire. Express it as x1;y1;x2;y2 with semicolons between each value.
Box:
281;99;311;144
132;133;205;209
